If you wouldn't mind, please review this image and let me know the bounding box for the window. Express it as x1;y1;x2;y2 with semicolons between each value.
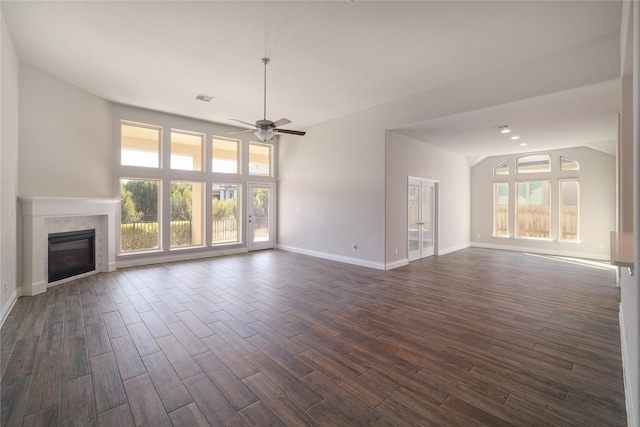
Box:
212;183;240;244
170;181;204;248
120;178;160;252
516;181;550;239
560;180;579;241
171;130;203;171
494;161;509;176
212;137;239;174
516;154;551;174
249;142;271;176
560;156;579;171
121;123;161;168
119;118;276;256
493;183;509;236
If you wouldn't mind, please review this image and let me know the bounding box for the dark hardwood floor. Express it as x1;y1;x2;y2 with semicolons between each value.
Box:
1;248;627;426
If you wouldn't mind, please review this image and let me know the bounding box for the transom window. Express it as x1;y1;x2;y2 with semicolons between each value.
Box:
121;123;161;168
560;156;579;171
212;137;239;174
516;154;551;174
171;130;203;171
494;161;509;176
249;142;271;176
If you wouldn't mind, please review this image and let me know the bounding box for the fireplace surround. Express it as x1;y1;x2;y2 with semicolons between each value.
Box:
20;197;120;296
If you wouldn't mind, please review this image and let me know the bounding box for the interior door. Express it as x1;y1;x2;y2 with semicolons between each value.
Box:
248;183;275;251
408;177;437;261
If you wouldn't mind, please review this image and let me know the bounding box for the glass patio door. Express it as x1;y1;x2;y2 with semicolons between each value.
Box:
248;183;275;251
408;177;437;261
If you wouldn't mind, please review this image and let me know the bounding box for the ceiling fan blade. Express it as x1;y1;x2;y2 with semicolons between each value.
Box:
226;129;255;135
271;118;292;128
274;128;306;136
229;118;257;128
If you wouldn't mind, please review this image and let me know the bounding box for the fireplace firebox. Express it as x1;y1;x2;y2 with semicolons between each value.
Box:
48;229;96;283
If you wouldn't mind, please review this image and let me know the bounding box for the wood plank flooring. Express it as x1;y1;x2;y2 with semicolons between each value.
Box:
1;248;627;426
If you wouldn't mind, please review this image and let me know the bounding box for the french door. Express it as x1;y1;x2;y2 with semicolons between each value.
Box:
248;183;275;251
408;177;438;261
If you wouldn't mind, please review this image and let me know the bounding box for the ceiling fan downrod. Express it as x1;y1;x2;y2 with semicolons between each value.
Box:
261;57;270;121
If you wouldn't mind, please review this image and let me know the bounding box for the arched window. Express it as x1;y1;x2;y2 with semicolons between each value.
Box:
516;154;551;174
560;156;579;171
493;160;509;175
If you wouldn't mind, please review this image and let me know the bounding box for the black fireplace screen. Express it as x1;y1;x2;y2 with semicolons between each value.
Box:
48;229;96;283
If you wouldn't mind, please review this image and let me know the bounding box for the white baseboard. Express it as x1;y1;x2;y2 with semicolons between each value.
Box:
385;259;409;270
470;241;608;261
0;290;18;327
117;247;249;269
277;245;385;270
619;304;638;427
439;242;471;255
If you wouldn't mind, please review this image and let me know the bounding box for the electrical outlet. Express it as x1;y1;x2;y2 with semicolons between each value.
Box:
352;244;357;251
477;234;481;239
395;248;398;255
298;237;303;244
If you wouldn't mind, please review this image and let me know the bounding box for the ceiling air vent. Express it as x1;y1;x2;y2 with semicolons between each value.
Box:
195;94;214;102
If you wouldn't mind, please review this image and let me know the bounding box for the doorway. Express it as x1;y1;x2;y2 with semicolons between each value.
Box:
408;177;438;261
248;183;275;251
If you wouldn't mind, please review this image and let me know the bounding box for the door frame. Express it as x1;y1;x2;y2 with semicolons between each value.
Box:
247;182;276;251
408;176;439;261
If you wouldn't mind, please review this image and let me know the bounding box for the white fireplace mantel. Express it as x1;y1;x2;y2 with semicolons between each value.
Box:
20;197;120;296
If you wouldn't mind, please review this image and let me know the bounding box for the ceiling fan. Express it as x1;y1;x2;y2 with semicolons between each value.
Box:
229;57;306;142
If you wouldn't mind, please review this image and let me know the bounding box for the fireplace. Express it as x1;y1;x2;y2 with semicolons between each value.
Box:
48;229;96;283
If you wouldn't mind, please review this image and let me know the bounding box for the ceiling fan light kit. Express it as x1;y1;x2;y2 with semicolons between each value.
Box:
229;58;306;142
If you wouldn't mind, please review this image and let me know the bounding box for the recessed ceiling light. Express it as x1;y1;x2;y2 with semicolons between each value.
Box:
511;136;520;140
195;94;214;102
500;129;511;134
519;142;528;146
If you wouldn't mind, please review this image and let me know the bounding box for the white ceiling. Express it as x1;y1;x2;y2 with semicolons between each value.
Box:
1;1;622;158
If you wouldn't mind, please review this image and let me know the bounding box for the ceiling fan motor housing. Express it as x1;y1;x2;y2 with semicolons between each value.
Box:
256;119;274;129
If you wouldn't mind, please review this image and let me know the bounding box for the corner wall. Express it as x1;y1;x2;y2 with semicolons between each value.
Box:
18;63;113;198
385;131;470;267
0;9;20;324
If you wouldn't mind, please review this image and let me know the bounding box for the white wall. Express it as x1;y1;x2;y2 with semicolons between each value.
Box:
385;132;470;267
278;111;386;268
19;63;113;198
0;10;20;324
278;34;619;270
470;147;616;259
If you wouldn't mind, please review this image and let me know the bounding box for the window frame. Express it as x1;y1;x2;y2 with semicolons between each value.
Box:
559;179;580;242
515;180;551;240
516;154;551;174
212;136;241;175
493;160;509;176
211;182;242;245
249;141;272;177
120;121;162;169
492;182;509;237
170;129;205;172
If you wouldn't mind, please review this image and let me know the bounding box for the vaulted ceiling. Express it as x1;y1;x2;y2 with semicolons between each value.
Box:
1;1;622;157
